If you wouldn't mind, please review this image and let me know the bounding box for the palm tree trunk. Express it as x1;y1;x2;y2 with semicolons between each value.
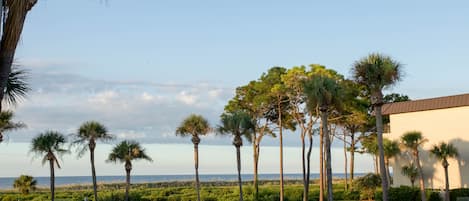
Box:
344;137;348;191
49;159;55;201
278;100;284;201
90;143;98;201
301;133;308;201
375;103;389;201
415;152;427;201
319;123;324;201
444;164;449;201
236;145;244;201
306;132;313;201
0;0;36;111
321;109;333;201
350;134;355;190
125;162;132;201
194;142;201;201
385;158;391;186
253;139;259;201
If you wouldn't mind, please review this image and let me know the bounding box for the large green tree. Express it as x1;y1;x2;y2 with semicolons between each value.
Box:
0;0;37;112
401;131;428;201
352;53;403;201
176;114;211;201
107;140;152;201
430;142;458;201
30;131;68;201
225;80;275;200
218;111;255;201
71;121;114;201
304;74;343;201
13;175;37;195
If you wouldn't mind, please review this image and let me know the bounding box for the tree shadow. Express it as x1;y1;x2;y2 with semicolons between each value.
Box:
450;138;469;188
420;149;438;189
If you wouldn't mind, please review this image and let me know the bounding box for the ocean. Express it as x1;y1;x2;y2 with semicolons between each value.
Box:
0;173;364;190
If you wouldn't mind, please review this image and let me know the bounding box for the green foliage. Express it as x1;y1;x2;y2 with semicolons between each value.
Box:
107;140;152;164
30;131;69;167
450;188;469;201
0;110;26;142
355;173;381;201
430;142;459;165
401;131;427;151
428;191;442;201
176;114;211;138
218;111;255;145
388;186;420;201
401;163;418;186
4;66;30;106
13;175;37;195
384;138;400;158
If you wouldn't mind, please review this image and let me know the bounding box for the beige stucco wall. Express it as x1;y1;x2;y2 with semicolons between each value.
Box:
387;106;469;189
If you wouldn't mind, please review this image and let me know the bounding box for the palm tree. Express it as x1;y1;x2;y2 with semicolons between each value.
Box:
218;111;254;201
176;114;210;201
4;66;30;106
72;121;114;201
30;131;68;201
430;142;458;201
352;53;403;201
401;131;428;201
13;175;37;195
107;140;152;201
0;0;37;112
384;138;400;186
401;163;418;187
0;110;25;142
304;74;343;201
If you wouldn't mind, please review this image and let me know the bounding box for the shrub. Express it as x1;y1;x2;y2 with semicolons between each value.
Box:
450;188;469;201
428;191;443;201
388;186;420;201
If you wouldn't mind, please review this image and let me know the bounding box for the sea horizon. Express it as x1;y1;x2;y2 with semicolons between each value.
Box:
0;173;366;190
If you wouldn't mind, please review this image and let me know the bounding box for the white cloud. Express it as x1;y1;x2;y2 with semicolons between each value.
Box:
141;92;154;102
88;90;118;104
176;91;198;105
117;131;147;139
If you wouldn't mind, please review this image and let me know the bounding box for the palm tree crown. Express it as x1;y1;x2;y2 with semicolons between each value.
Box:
218;111;254;145
401;164;418;186
72;121;113;156
4;66;30;106
430;142;458;164
107;140;152;164
303;74;343;110
352;53;402;96
401;131;427;151
384;139;400;158
0;110;25;142
30;131;68;167
176;114;210;136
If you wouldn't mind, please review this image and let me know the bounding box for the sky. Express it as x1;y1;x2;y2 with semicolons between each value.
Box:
1;0;469;177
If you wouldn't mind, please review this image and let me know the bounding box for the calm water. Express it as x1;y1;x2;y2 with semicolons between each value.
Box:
0;173;363;189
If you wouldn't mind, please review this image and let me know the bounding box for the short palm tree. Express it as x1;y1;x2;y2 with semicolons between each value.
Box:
304;74;343;201
176;114;210;201
401;131;428;201
430;142;458;201
13;175;37;195
72;121;113;201
0;110;25;142
384;139;400;186
401;164;418;187
107;140;152;201
352;53;402;201
218;111;254;201
30;131;68;201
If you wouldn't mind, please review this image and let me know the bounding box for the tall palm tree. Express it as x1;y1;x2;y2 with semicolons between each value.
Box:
304;74;343;201
30;131;68;201
352;53;403;201
0;0;37;112
430;142;458;201
107;140;152;201
176;114;210;201
401;163;418;187
384;138;400;186
13;175;37;195
0;110;25;142
218;111;254;201
401;131;428;201
72;121;114;201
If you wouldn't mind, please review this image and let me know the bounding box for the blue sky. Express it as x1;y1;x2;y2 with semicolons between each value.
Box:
1;0;468;177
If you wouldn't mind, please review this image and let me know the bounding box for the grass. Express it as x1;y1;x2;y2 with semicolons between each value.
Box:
0;179;360;201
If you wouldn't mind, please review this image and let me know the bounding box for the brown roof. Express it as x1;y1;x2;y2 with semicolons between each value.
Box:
382;93;469;115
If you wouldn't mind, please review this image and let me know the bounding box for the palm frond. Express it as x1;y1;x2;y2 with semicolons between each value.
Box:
3;66;30;106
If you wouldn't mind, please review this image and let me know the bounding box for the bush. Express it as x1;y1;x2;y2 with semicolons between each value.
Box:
428;191;442;201
388;186;420;201
450;188;469;201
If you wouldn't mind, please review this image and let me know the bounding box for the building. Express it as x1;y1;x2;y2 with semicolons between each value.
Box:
382;93;469;189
